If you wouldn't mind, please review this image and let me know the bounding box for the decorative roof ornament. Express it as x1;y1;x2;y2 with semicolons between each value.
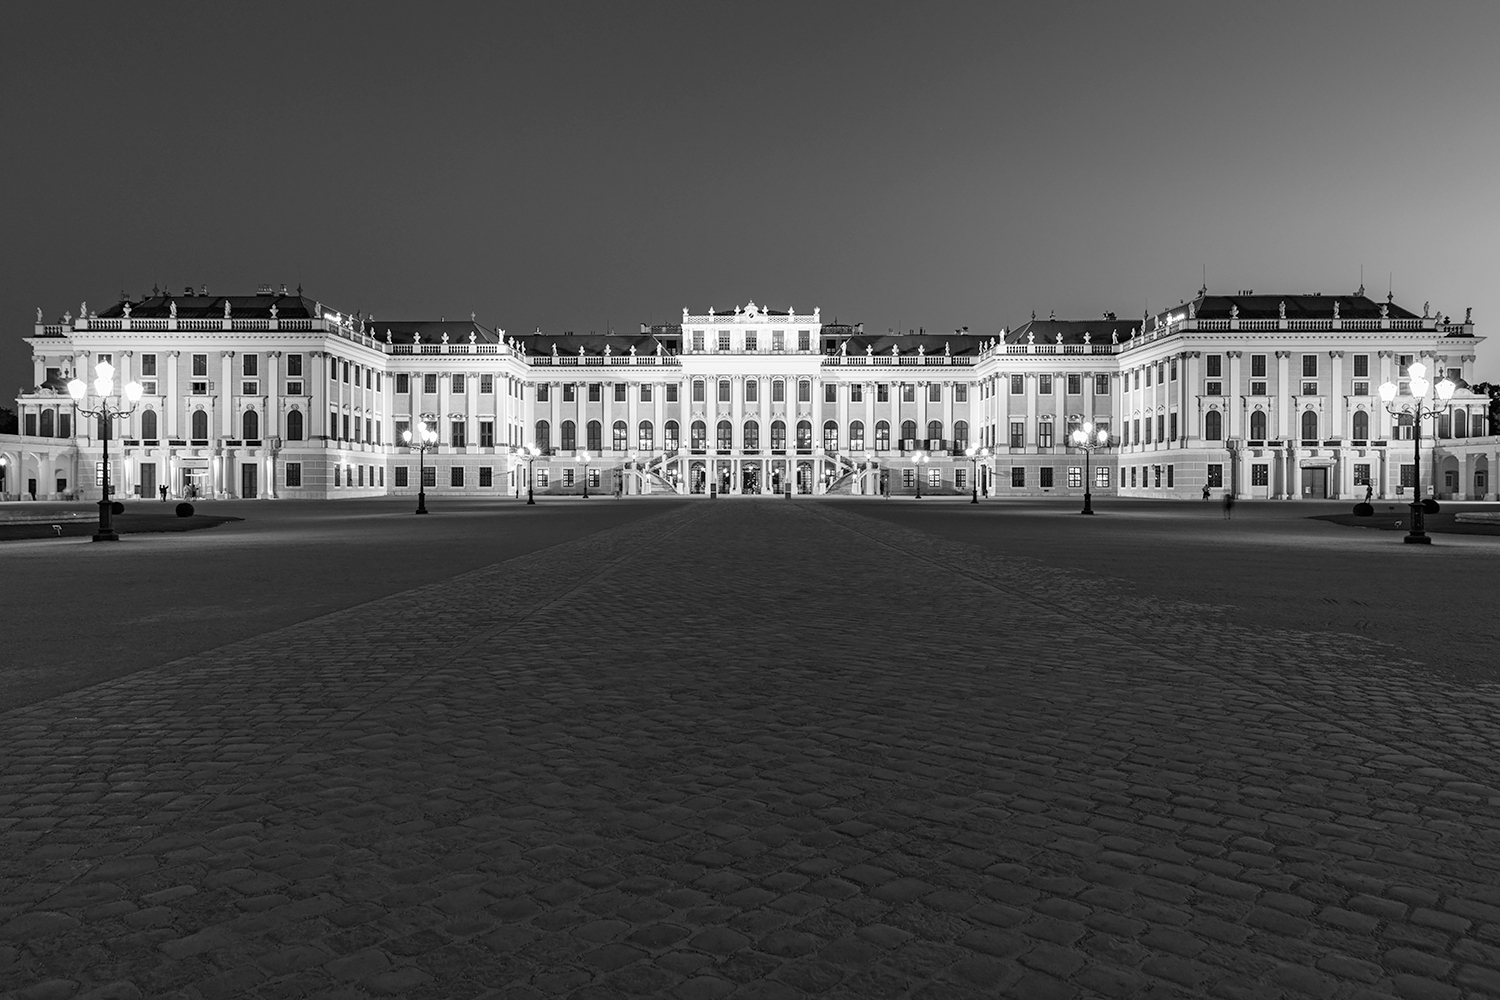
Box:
1230;304;1238;319
1423;301;1430;318
917;344;925;358
944;342;950;356
866;344;874;358
1380;303;1389;319
386;329;393;344
1083;331;1091;344
80;301;88;319
655;342;662;356
579;345;585;358
413;331;421;344
1027;330;1035;345
122;303;131;319
604;344;612;357
224;299;232;319
1332;301;1340;320
840;341;847;356
35;307;42;323
551;343;558;356
1111;329;1118;344
1049;310;1055;321
892;344;899;357
169;300;176;319
441;332;449;345
1055;332;1063;344
1278;300;1286;319
1465;307;1472;323
1188;301;1195;319
469;331;477;344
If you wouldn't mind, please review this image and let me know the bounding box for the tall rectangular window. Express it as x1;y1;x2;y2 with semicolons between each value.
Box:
798;330;810;351
243;354;258;376
1011;375;1025;394
480;421;494;447
451;421;466;447
1095;466;1110;488
665;384;678;402
1011;467;1026;487
641;384;653;402
537;383;550;401
1039;467;1054;488
451;467;465;487
193;354;208;377
285;462;302;487
395;466;409;487
588;384;601;402
422;466;437;487
479;467;493;487
1038;422;1053;448
693;380;705;403
826;383;838;403
928;383;941;402
1251;354;1267;378
1095;374;1109;396
1068;467;1082;488
1205;355;1222;377
745;332;757;351
876;384;888;402
1010;421;1025;448
1353;463;1370;485
287;354;303;377
424;373;437;394
480;374;494;393
395;373;409;393
798;381;811;402
1253;464;1269;486
692;331;705;351
718;331;731;351
953;384;966;402
140;354;157;376
1067;374;1081;395
1303;355;1319;377
615;383;627;402
901;384;915;403
1207;464;1223;488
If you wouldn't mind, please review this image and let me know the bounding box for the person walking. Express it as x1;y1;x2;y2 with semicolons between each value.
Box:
1202;484;1211;502
1222;491;1235;519
1364;483;1373;503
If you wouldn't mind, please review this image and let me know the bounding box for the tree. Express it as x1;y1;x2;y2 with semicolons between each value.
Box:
0;407;16;434
1471;383;1500;435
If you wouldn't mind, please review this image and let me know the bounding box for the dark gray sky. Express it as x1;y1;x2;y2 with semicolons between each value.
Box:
4;1;1498;397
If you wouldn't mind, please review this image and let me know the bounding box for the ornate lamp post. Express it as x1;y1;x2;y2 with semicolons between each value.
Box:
402;421;438;514
517;444;540;504
68;362;142;542
579;450;591;498
1379;361;1455;544
1070;422;1111;515
965;445;991;504
913;450;928;499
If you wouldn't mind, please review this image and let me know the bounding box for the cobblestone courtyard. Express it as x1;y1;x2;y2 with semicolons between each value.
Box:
4;500;1500;999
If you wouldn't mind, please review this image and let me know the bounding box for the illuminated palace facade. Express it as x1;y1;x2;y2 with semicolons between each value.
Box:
1;287;1494;503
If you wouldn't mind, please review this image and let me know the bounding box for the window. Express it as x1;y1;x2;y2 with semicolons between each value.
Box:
822;383;836;404
394;372;409;394
928;468;941;488
665;384;678;402
476;466;491;487
955;468;967;490
849;420;865;451
242;381;259;395
719;379;731;404
611;420;627;451
1170;359;1178;381
1251;464;1269;487
1206;381;1222;396
632;384;648;403
953;420;968;450
745;332;757;352
850;384;863;403
1353;381;1369;397
532;419;550;449
1038;421;1054;449
588;470;600;489
1206;355;1222;377
824;421;839;451
772;330;784;351
395;466;409;487
1095;467;1110;488
1068;467;1083;488
480;421;495;448
796;420;813;450
692;331;705;352
561;420;576;450
1132;419;1141;445
900;420;917;445
744;379;757;403
1399;464;1415;489
1067;374;1081;395
424;373;438;394
1352;463;1370;486
743;420;759;450
586;420;602;451
1145;367;1152;388
422;466;437;488
1156;415;1165;443
279;462;300;488
874;420;889;451
241;354;258;377
1303;355;1319;378
1301;381;1319;396
1153;466;1161;488
191;410;209;441
1352;410;1369;440
193;354;208;377
242;411;259;440
772;379;785;403
772;420;787;451
479;374;493;394
1353;354;1369;378
1011;467;1026;487
926;383;940;403
1206;464;1223;488
1300;411;1318;442
903;469;915;488
691;420;707;451
693;379;706;403
638;421;655;451
1250;410;1267;440
1095;375;1109;396
451;467;465;487
1251;381;1267;396
451;421;466;447
1204;411;1223;441
798;380;811;403
1040;467;1054;488
664;420;679;450
588;383;601;402
718;331;730;352
343;362;352;384
140;354;158;377
1168;413;1177;441
1133;371;1140;390
140;409;157;440
798;330;810;351
537;470;550;488
1395;412;1413;440
614;383;627;403
23;412;34;436
1129;467;1136;487
1144;419;1152;445
1248;354;1266;379
533;383;548;403
1010;421;1025;448
927;420;943;442
1011;375;1025;395
901;384;915;403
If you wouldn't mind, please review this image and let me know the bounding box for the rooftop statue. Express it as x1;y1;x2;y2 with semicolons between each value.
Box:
1111;330;1118;343
1466;307;1472;323
1230;304;1238;319
1380;303;1389;319
604;344;612;357
170;300;176;319
269;304;277;319
1333;301;1340;320
224;300;232;318
1423;301;1430;318
122;303;131;319
1279;300;1286;319
35;307;42;323
944;342;950;356
385;330;393;344
80;301;87;319
629;344;637;357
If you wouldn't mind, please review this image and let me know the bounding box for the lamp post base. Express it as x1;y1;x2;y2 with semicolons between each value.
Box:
1404;501;1428;543
91;531;120;541
1402;534;1431;544
94;499;119;540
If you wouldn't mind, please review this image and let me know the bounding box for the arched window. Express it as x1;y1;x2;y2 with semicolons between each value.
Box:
586;420;602;452
39;409;54;437
638;420;654;451
535;419;550;449
690;420;707;451
953;420;968;450
664;420;679;451
717;420;732;452
850;420;865;451
1300;410;1318;442
796;420;813;450
191;409;208;440
1204;410;1222;441
824;420;839;452
875;420;891;451
900;420;917;445
1455;410;1469;438
927;420;943;443
743;420;759;450
242;410;259;440
1250;410;1268;440
613;420;627;451
561;419;576;451
141;408;158;440
772;379;785;403
286;409;303;441
771;419;786;451
1350;410;1368;441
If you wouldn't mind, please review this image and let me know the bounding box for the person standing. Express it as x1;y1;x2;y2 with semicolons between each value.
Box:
159;484;168;502
1364;483;1373;503
1222;491;1235;519
1202;484;1211;502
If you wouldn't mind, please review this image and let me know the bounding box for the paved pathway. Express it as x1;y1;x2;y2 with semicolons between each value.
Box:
3;501;1500;999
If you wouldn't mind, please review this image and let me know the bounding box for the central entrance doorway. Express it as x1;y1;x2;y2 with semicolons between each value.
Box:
741;463;760;495
241;462;258;499
1302;466;1328;499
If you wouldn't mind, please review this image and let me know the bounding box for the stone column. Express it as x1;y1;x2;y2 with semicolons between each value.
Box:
220;351;236;437
166;351;181;438
1226;352;1243;439
1025;372;1038;449
1275;351;1292;442
1329;351;1344;440
1377;352;1394;439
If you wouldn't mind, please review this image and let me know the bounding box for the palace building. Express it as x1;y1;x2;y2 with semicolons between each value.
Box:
1;285;1494;503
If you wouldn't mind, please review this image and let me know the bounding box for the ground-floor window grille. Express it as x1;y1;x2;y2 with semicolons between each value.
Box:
954;468;967;490
395;466;408;487
1040;467;1054;488
1352;464;1370;486
563;469;575;487
479;467;493;487
902;469;915;488
285;462;302;487
1206;464;1223;488
451;467;465;487
422;466;436;488
1095;467;1110;488
1253;464;1270;486
1011;467;1025;487
927;468;941;488
1068;467;1082;488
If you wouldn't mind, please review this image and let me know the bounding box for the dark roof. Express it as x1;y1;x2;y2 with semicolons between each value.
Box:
835;333;987;357
1159;292;1420;324
378;320;501;345
98;291;335;321
514;332;679;356
1005;318;1132;346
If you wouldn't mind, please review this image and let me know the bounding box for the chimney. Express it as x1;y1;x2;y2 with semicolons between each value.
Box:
279;283;288;295
257;283;274;295
184;286;194;297
200;285;207;297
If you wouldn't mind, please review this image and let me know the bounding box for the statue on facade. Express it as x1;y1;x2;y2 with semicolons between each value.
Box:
1230;304;1238;319
469;331;477;344
944;342;950;356
1332;301;1340;320
1188;301;1195;319
892;344;899;357
414;331;421;344
169;300;177;319
629;344;637;358
918;345;925;358
1279;300;1286;319
385;330;393;344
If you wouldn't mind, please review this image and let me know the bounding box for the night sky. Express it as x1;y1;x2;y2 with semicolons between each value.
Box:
4;2;1498;399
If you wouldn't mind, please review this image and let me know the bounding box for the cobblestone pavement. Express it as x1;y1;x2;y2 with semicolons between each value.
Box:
3;501;1500;1000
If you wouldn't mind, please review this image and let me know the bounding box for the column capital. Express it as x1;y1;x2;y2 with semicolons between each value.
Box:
169;350;180;357
1274;350;1292;359
219;350;235;358
1328;350;1345;359
1378;350;1395;358
271;350;283;358
1226;350;1242;359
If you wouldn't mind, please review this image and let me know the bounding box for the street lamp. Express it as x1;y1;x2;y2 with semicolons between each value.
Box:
1070;422;1111;515
1379;362;1455;544
68;362;142;541
579;450;591;498
913;450;928;499
965;445;991;504
402;421;438;514
517;444;540;504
